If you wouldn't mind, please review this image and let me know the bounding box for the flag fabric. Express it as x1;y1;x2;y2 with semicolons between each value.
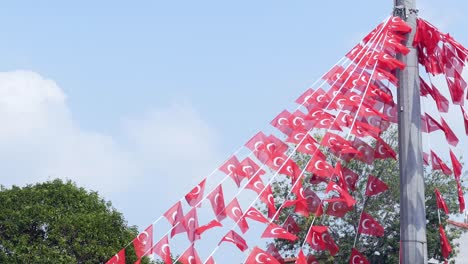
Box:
283;215;301;234
365;175;389;197
439;225;452;259
450;149;462;180
179;245;202;264
431;150;453;176
225;198;249;233
358;212;384;237
245;247;281;264
457;180;465;213
461;106;468;135
296;250;307;264
261;223;298;242
163;201;186;237
207;184;227;221
306;226;339;256
219;230;248;252
435;188;450;214
266;243;285;264
152;236;172;264
133;225;153;260
244;206;269;224
326;181;356;207
374;137;396;160
349;248;370;264
184;179;206;207
182;207;200;242
326;198;353;218
195;219;222;236
441;118;459;146
106;248;125;264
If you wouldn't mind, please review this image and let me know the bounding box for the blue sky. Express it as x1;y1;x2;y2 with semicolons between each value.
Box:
0;0;467;262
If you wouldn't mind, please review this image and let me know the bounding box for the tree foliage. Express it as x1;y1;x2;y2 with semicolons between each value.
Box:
265;130;466;263
0;179;151;264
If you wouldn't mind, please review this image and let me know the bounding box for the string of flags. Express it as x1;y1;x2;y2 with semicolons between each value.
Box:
105;15;467;264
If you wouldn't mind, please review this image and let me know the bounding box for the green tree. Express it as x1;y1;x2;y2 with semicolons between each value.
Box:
265;130;466;263
0;179;152;264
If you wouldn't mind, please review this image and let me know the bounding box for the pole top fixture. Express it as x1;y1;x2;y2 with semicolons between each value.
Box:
393;5;419;19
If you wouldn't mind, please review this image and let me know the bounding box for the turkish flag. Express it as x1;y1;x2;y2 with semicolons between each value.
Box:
429;84;450;113
219;230;248;252
420;77;432;97
266;243;285;264
306;225;339;256
185;179;206;207
461;106;468;135
351;137;375;165
441;118;459;147
322;133;359;156
219;156;263;187
240;157;265;179
431;150;453;176
343;166;359;191
261;223;298;242
439;225;452;259
163;201;186;237
445;69;466;106
349;248;370;264
326;198;353;218
388;16;412;33
205;257;215;264
457;180;465;213
286;131;320;156
326;181;356;207
243;206;269;224
305;155;333;178
195;219;222;236
225;198;249;233
283;215;300;234
179;245;202;264
152;236;172;264
351;120;381;139
295;88;331;110
182;207;200;242
422;113;443;133
245;174;277;218
358;212;384;237
423;152;430;166
105;248;125;264
450;150;462;180
375;137;396;160
384;33;410;55
365;175;389;197
245;247;280;264
133;225;153;260
245;132;288;164
435;188;449;214
207;184;226;221
303;187;322;215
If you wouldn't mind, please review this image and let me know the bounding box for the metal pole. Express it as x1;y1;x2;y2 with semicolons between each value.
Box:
394;0;428;263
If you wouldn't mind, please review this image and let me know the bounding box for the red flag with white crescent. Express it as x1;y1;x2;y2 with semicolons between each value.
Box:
163;201;186;237
283;215;300;234
105;248;125;264
435;188;449;214
152;235;172;264
179;245;202;264
422;113;443;133
225;198;249;233
296;250;307;264
326;198;353;218
358;212;384;237
132;225;153;260
388;16;412;33
325;181;356;207
245;247;280;264
431;150;453;176
365;175;389;197
185;179;206;207
243;206;269;224
349;248;370;264
261;223;298;242
207;184;227;221
374;137;396;160
240;157;265;179
219;230;248;252
182;207;200;242
306;155;333;178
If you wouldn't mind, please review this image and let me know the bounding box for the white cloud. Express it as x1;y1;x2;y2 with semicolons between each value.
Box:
0;71;220;200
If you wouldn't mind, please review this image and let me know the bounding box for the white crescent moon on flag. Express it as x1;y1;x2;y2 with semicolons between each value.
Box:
266;143;276;153
378;145;385;155
294;132;305;141
188;218;196;228
352;255;361;264
311;233;320;246
242;165;253;175
162;244;170;255
188;256;196;264
255;253;267;264
139;231;150;245
227;164;237;174
273;157;284;167
362;219;370;229
293;116;305;126
332;202;340;212
254;181;263;191
191;185;201;196
271;227;285;235
278;117;288;126
267;194;275;205
316;94;325;103
232;207;242;218
254;141;264;151
171;211;178;221
214;193;221;207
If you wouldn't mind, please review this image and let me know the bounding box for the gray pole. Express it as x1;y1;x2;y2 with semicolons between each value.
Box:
394;0;428;263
